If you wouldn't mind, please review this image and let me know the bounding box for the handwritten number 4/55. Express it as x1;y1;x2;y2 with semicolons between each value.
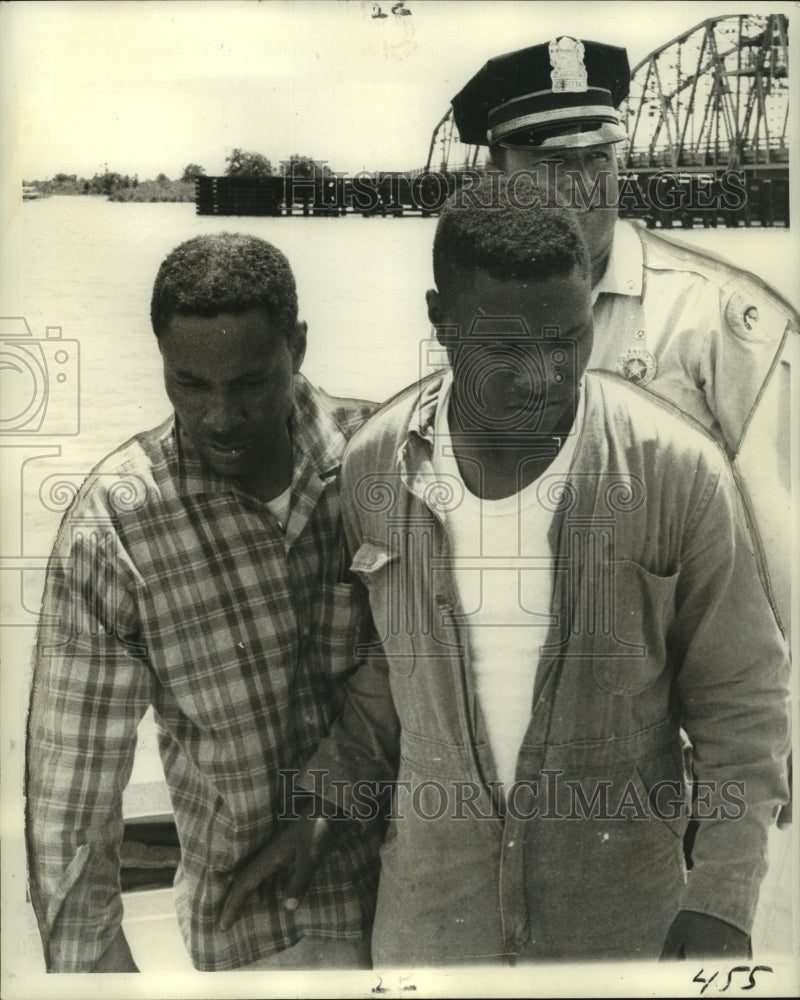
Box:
693;966;773;994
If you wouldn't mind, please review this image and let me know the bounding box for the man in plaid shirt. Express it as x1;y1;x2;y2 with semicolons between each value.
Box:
26;233;380;972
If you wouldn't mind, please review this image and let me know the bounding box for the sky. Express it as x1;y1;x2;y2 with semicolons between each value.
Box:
2;0;795;182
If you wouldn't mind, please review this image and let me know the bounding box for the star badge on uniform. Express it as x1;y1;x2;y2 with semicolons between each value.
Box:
617;347;657;385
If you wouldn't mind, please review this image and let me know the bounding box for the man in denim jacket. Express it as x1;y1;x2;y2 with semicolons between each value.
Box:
222;192;790;964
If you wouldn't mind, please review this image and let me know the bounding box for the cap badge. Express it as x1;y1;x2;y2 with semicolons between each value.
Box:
549;36;588;93
617;347;657;385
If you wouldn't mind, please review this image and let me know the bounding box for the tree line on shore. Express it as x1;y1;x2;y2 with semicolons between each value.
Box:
24;151;335;202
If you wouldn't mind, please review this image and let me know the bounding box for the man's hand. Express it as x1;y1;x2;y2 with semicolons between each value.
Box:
90;926;139;972
660;910;751;960
219;796;343;931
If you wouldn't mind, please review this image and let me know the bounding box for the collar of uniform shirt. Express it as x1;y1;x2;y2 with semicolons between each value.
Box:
591;219;644;304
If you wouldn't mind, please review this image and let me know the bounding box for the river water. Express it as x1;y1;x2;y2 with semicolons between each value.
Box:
13;196;799;606
6;196;798;974
19;197;800;461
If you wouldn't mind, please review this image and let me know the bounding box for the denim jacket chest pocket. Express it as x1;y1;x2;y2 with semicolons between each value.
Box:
589;559;680;695
350;540;416;675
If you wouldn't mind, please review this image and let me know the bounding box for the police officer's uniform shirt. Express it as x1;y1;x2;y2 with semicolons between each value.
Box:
588;220;794;633
432;370;585;793
589;219;789;453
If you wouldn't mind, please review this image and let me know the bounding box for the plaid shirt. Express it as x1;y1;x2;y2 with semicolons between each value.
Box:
26;375;379;972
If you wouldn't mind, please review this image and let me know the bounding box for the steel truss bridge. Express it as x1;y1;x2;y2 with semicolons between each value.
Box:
427;13;790;174
197;14;790;224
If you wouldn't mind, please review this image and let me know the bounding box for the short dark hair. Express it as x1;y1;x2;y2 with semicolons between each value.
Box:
432;179;589;299
150;233;298;338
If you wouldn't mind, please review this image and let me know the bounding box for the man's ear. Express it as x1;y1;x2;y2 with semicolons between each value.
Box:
486;144;505;173
426;289;458;362
290;320;308;373
426;288;444;327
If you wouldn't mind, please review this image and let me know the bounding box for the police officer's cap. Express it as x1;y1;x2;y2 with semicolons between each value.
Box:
452;37;630;150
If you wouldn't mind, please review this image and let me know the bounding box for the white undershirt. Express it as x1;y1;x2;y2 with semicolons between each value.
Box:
431;372;584;793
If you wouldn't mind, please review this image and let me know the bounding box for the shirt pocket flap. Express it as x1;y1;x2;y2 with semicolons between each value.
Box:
350;542;398;576
349;541;414;676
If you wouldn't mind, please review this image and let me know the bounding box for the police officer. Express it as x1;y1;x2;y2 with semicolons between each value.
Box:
451;36;797;650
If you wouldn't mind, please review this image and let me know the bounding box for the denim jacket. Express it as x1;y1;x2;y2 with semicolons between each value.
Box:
302;370;790;964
